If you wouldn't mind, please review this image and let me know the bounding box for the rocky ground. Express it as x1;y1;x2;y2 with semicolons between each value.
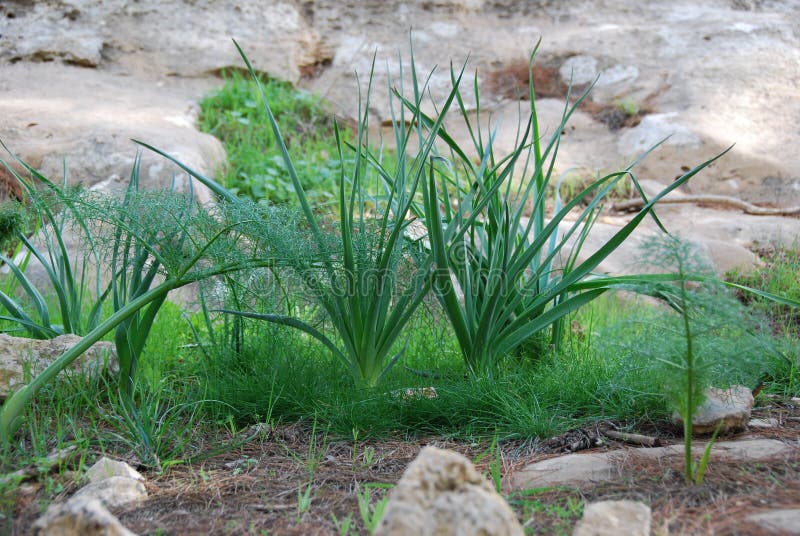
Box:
1;0;800;275
2;1;800;534
9;399;800;535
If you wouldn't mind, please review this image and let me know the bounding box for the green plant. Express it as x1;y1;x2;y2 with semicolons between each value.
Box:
297;482;313;515
199;70;346;205
630;235;773;484
163;42;470;387
407;44;729;378
616;96;639;116
357;483;392;533
331;513;355;536
0;153;285;443
0;155;108;338
474;434;503;493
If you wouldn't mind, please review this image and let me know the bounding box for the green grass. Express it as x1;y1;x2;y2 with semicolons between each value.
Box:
728;246;800;396
199;71;349;206
194;299;671;440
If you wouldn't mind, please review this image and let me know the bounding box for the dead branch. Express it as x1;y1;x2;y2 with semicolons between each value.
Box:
612;194;800;216
600;428;662;447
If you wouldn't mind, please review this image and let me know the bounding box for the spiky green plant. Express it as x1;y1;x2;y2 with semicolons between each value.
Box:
0;154;108;338
403;45;729;378
0;155;292;442
150;42;468;387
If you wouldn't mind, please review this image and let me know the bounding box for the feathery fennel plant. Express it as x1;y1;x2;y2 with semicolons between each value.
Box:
0;155;293;442
145;42;467;387
601;235;787;484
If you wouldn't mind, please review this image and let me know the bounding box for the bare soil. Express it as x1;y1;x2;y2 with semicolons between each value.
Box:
7;399;800;535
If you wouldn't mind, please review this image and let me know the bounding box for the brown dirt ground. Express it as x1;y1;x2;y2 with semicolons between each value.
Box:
7;399;800;535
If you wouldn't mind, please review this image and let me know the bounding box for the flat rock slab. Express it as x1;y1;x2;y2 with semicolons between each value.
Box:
744;509;800;535
508;439;796;491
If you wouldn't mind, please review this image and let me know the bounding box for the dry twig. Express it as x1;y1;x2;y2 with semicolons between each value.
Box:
612;194;800;216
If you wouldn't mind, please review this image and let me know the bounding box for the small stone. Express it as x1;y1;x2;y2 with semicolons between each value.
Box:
73;476;147;509
745;509;800;534
596;64;639;87
374;446;523;536
559;55;598;86
789;397;800;408
573;500;651;536
33;495;137;536
673;385;754;435
85;457;143;484
748;418;780;429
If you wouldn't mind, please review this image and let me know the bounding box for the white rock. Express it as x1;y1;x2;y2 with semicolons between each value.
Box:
573;500;651;536
33;495;137;536
0;334;116;399
374;446;523;536
789;397;800;408
617;113;701;155
745;509;800;534
560;55;599;86
673;385;754;435
596;64;639;87
86;457;144;484
73;476;147;509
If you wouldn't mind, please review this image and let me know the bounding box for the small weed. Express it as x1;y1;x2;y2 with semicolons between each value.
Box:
297;482;313;515
331;512;356;535
357;483;392;533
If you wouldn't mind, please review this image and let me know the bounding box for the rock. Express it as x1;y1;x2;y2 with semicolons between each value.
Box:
560;55;598;86
509;439;794;490
617;113;701;155
508;452;619;489
0;334;116;399
86;457;144;484
0;63;224;202
33;495;137;536
673;385;754;435
374;446;523;536
73;476;147;510
572;500;651;536
748;417;780;429
744;509;800;535
789;397;800;409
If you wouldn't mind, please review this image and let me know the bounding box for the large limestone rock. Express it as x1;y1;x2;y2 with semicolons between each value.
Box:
672;385;754;435
572;500;651;536
32;495;137;536
374;446;523;536
0;334;116;399
73;476;147;509
0;62;224;202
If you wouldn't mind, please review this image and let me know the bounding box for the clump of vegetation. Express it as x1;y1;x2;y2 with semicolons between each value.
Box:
199;71;348;205
1;43;799;535
0;200;26;254
605;235;774;483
